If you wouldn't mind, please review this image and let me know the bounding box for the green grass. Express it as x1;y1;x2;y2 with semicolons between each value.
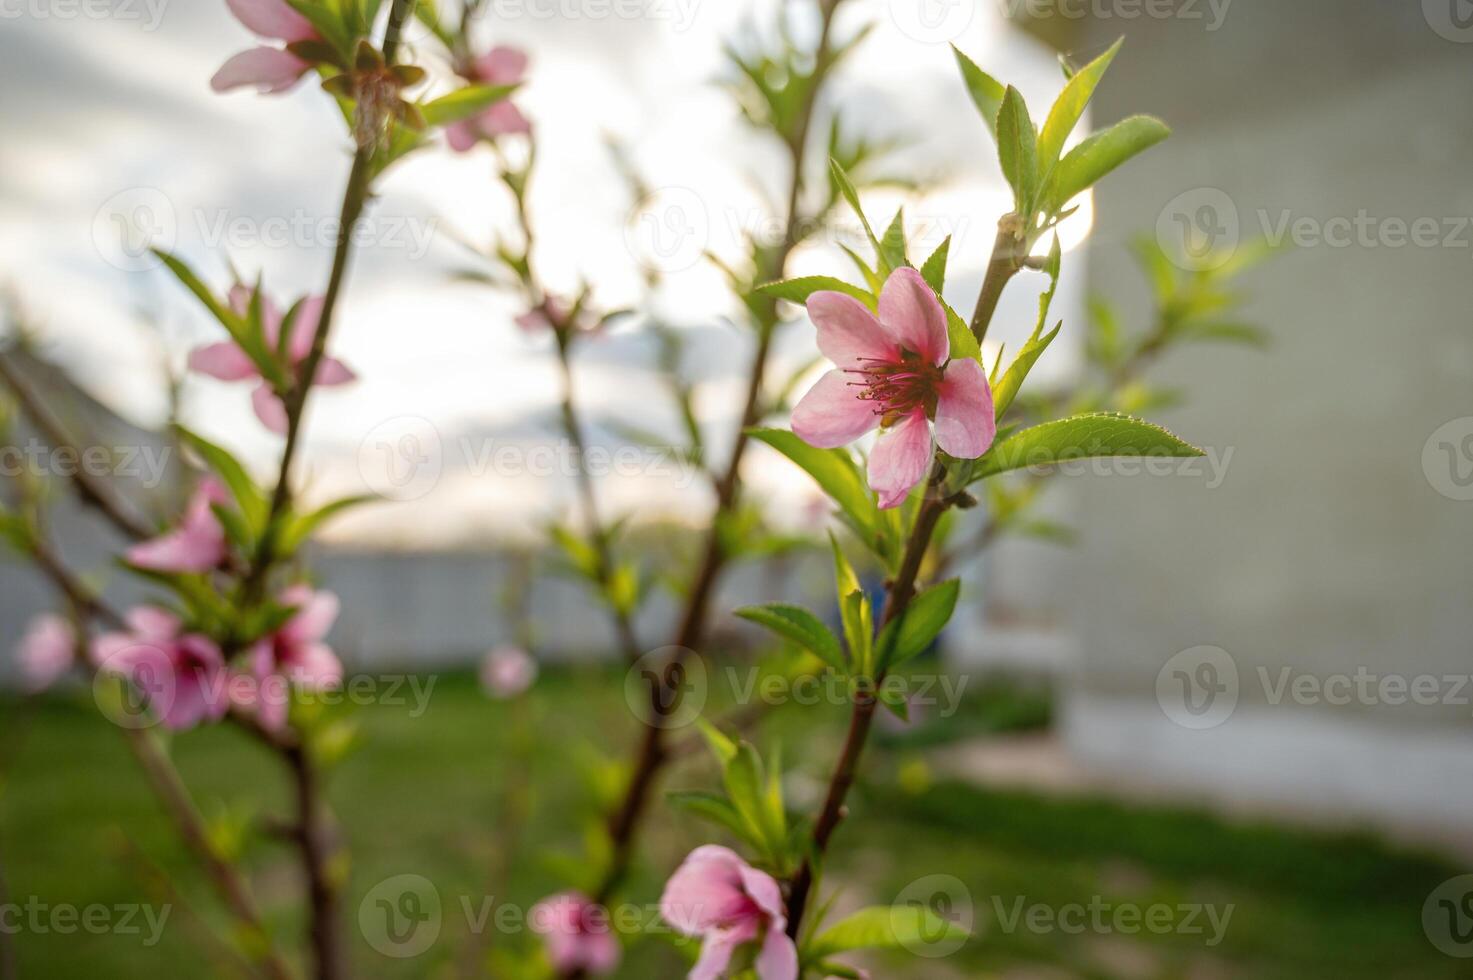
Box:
0;668;1465;979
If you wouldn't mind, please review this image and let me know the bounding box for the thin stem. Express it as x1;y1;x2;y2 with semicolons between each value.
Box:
284;744;342;980
11;523;295;978
783;472;950;937
554;340;643;663
787;213;1036;933
583;0;844;917
0;349;155;541
969;214;1029;345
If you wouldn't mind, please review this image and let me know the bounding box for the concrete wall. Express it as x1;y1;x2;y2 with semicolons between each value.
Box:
1058;0;1473;837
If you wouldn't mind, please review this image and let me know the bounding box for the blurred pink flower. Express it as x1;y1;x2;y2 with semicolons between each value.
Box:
447;46;532;151
531;891;620;976
660;845;798;980
234;585;344;731
792;267;996;509
211;0;321;95
481;646;537;698
15;614;75;692
188;285;355;434
126;478;230;573
92;607;229;730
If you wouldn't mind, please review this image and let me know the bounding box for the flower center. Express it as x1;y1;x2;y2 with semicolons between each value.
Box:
846;351;943;427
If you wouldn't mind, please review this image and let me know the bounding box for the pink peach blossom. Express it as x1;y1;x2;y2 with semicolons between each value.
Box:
660;846;798;980
211;0;320;95
126;478;230;573
233;585;344;731
15;614;75;692
92;607;229;730
447;46;532;151
188;285;355;434
531;891;620;976
791;267;996;509
480;646;537;698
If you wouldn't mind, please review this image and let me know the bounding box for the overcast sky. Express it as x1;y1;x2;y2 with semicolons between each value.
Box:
0;0;1094;546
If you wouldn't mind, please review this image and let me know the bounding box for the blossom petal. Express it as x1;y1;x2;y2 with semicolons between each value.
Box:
690;927;751;980
933;357;996;459
285;643;343;690
17;615;75;692
314;357;356;386
278;295;320;363
126;607;182;642
878;266;949;365
791;370;879;449
126;528;224;574
475;46;529;84
280;587;340;644
446;119;480;152
225;0;317;42
807;291;896;370
479;100;531;136
252;384;290;434
189;342;259;381
755;927;800;980
868;409;933;510
660;845;750;935
736;864;784;922
211;47;311;95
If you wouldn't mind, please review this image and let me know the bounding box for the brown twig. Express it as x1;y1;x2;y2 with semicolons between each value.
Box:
582;0;846;919
783;471;952;937
786;208;1039;933
9;517;295;979
0;348;156;541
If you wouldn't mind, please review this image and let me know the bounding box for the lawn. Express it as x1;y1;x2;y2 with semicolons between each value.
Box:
0;667;1463;979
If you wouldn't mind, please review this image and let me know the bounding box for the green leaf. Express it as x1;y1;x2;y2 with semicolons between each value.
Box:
839;244;884;295
1179;321;1270;348
724;743;779;859
1044;115;1170;213
996;86;1039;214
748;429;875;538
842;589;873;678
951;45;1005;141
992;240;1063;418
153;251;236;331
281;494;378;555
176;427;266;529
938;294;981;365
419;83;521;128
667;791;749;839
736;604;846;672
829;159;884;261
993;323;1060;421
1037;38;1122;173
807;904;970;960
696;719;738;765
971;413;1204;482
875;578;959;671
919;236;950;295
878;209;909;274
755;277;875;309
